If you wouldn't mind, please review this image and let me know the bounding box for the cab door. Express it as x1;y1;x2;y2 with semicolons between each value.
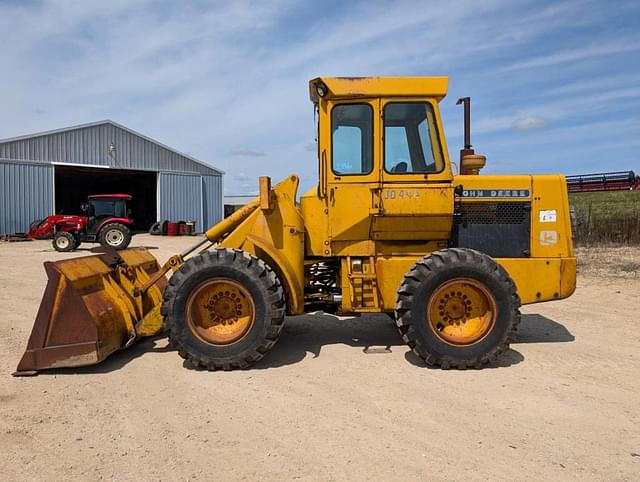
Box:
322;99;381;249
374;99;454;241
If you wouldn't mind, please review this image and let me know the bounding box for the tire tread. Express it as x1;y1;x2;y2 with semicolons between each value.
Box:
162;248;285;371
394;248;521;369
98;222;132;250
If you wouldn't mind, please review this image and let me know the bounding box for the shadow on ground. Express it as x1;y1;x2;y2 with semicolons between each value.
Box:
37;245;159;253
515;313;575;344
42;335;172;376
88;245;160;252
254;313;401;369
37;312;574;375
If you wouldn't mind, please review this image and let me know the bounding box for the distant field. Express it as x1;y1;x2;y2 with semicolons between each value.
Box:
570;189;640;219
569;190;640;245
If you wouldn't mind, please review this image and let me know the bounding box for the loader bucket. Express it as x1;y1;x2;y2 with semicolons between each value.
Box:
14;248;166;375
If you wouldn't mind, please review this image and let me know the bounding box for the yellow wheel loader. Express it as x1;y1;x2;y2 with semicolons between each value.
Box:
14;77;576;375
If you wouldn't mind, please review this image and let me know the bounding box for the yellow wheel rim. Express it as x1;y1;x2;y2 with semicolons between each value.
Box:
427;277;497;346
186;278;255;345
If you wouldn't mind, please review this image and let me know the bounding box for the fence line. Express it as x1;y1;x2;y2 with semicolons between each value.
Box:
571;198;640;245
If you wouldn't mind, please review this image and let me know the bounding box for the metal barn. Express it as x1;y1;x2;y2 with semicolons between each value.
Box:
0;120;223;235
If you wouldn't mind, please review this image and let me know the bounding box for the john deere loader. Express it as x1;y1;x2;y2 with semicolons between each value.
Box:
14;77;576;375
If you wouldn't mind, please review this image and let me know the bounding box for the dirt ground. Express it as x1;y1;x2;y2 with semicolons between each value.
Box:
1;235;639;481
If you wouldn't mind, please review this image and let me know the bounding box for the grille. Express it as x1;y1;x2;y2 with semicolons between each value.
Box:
457;202;530;225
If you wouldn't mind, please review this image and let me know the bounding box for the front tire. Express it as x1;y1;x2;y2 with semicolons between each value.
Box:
395;248;520;369
162;248;286;370
52;232;76;252
99;223;131;250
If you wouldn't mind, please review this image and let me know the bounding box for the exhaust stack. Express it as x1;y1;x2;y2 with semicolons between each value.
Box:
456;96;486;175
456;96;474;160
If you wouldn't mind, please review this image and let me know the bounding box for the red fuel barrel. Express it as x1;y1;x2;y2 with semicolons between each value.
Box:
178;222;188;235
166;222;179;236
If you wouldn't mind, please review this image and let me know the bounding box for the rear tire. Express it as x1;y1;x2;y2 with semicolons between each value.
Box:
99;223;131;250
52;232;76;252
148;221;162;235
162;248;286;370
395;248;520;369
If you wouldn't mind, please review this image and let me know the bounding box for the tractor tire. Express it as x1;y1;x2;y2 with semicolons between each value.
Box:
72;234;82;250
98;223;131;250
162;248;286;370
52;232;76;252
395;248;521;369
148;221;162;235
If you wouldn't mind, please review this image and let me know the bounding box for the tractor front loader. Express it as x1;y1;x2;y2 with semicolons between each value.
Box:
14;77;576;375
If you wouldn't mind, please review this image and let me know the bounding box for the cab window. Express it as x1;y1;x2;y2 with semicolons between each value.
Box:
91;199;126;218
384;102;443;174
331;104;373;175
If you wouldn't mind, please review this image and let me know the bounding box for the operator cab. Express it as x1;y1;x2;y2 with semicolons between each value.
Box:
304;77;455;251
84;194;132;233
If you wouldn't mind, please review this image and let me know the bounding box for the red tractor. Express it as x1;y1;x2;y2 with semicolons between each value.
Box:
28;194;134;252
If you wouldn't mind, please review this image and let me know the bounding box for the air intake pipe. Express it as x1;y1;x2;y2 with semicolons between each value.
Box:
456;96;486;175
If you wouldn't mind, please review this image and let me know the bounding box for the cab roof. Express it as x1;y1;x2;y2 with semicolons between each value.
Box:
88;194;132;200
309;76;448;103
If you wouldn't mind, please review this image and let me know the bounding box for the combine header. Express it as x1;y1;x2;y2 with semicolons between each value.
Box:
566;170;640;193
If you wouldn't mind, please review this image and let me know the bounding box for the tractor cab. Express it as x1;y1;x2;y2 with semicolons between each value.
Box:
302;77;456;255
83;194;132;234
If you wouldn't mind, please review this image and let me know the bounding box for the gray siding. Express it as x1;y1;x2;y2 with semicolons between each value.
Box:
0;160;53;234
202;174;223;229
0;121;223;235
0;121;221;176
158;172;203;231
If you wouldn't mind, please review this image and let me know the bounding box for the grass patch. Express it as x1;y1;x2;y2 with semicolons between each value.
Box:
570;190;640;245
570;190;640;219
620;262;640;273
576;246;640;278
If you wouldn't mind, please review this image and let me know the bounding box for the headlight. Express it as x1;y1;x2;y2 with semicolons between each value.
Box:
315;82;328;98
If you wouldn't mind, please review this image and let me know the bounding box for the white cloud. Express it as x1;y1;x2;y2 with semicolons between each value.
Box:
504;41;640;71
230;148;266;158
233;173;252;182
511;116;548;130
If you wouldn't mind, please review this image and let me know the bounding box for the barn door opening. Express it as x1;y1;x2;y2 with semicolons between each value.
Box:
54;165;157;231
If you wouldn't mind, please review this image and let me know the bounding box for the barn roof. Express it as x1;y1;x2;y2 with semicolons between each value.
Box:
0;119;224;175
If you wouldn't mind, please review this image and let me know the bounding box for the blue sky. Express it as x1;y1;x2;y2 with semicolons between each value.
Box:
0;0;638;194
